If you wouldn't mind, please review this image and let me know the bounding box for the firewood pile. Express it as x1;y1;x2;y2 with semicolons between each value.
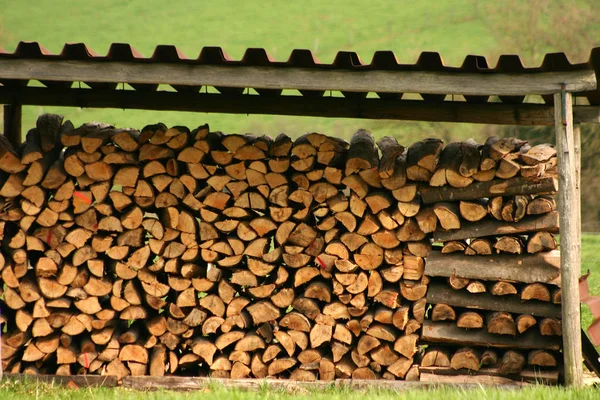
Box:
418;138;562;384
0;114;561;384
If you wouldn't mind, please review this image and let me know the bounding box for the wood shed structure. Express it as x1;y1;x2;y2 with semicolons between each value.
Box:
1;42;600;387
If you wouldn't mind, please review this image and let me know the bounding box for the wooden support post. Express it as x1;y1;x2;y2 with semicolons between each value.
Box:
554;89;583;387
3;104;22;146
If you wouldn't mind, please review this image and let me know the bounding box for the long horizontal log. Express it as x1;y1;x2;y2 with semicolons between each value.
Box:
2;373;119;387
419;367;558;385
424;250;561;286
421;321;561;350
433;212;559;242
1;87;598;126
0;59;595;95
421;176;558;204
120;375;433;390
426;282;561;318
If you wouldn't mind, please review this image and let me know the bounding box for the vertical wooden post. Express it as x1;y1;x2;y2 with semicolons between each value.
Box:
3;104;22;146
554;90;583;387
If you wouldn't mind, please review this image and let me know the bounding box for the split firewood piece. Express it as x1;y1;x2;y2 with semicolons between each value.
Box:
488;196;503;220
421;347;451;367
494;236;523;254
459;199;487;222
552;289;561;304
528;350;557;367
527;196;556;215
387;356;413;379
539;318;562;336
465;238;494;256
406;138;443;182
479;349;498;366
403;256;424;281
395;218;426;242
526;231;558;254
498;350;525;375
442;241;467;254
516;315;537;334
345;129;379;176
486;312;516;336
381;151;407;190
495;153;521;179
433;202;461;231
450;347;481;371
520;144;556;166
400;280;428;301
377;136;404;179
456;311;484;329
431;304;456;322
413;206;436;234
393;333;418;359
489;137;528;161
521;283;550;302
448;271;470;290
354;243;383;271
479;136;499;170
490;281;517;296
466;281;486;294
429;142;461;188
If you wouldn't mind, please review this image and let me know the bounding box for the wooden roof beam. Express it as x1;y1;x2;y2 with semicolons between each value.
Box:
0;58;595;96
1;87;599;126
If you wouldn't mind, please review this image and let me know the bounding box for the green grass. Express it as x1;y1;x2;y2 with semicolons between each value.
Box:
0;379;599;400
0;0;597;143
0;0;498;141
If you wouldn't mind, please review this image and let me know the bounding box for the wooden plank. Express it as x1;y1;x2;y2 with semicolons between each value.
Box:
555;90;583;387
421;176;558;204
421;320;562;350
2;373;118;387
3;104;22;146
0;59;595;96
1;87;599;126
426;282;562;317
122;376;437;390
419;367;559;385
432;212;559;242
424;250;561;286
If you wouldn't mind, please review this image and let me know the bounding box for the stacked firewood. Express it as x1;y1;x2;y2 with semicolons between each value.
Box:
417;138;562;384
0;116;433;381
419;347;560;384
0;116;562;383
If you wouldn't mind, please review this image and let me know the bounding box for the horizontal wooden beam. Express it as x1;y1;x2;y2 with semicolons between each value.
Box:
419;367;559;385
2;373;118;387
426;281;562;317
433;211;559;242
120;375;434;390
0;59;596;96
1;87;599;126
421;321;562;350
421;176;558;204
424;250;561;286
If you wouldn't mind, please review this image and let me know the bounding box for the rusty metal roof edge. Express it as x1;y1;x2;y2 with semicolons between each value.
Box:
0;41;596;74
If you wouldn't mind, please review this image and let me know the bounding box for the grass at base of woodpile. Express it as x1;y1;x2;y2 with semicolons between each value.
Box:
1;379;600;400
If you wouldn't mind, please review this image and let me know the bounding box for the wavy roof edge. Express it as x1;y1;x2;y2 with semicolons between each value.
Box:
1;41;599;74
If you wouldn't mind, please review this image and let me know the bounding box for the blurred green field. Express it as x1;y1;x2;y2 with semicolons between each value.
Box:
1;0;596;143
0;0;497;141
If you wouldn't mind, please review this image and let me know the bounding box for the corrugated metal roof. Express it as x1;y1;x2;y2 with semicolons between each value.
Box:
0;41;599;104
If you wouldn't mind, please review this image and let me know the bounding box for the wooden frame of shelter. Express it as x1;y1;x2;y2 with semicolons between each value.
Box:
1;42;600;387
